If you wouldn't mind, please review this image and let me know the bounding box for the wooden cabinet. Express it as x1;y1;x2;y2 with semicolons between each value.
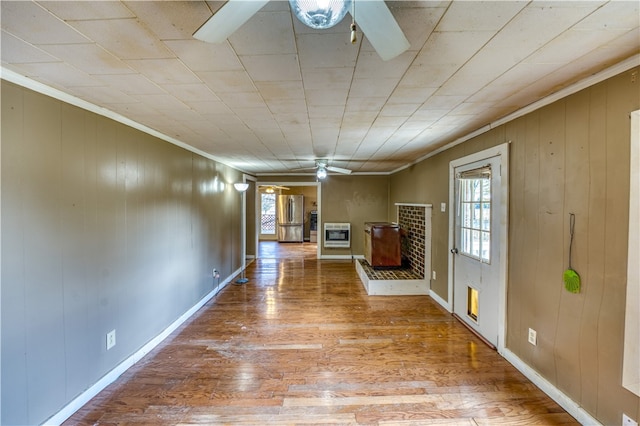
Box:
364;222;401;268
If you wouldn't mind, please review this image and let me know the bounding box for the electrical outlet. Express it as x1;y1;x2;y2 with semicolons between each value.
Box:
106;329;116;350
432;270;436;280
528;328;537;346
213;268;220;279
623;413;638;426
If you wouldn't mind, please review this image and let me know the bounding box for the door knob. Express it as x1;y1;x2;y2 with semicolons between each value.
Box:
450;248;459;254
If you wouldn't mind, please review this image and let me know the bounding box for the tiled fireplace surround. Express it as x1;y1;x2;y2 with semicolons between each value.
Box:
358;204;432;283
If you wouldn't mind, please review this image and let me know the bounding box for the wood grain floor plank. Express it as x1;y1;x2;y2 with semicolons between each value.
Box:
63;245;578;425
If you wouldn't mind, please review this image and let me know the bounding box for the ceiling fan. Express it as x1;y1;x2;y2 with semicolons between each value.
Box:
259;184;290;193
296;160;352;179
193;0;410;61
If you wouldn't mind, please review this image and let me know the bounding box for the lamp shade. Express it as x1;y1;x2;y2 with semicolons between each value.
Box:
234;182;249;192
289;0;351;30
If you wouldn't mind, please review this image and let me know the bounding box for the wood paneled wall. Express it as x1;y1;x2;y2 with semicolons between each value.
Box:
389;67;640;425
1;81;244;425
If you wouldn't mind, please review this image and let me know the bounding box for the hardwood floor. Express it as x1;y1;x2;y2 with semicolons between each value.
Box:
258;241;318;260
64;255;577;425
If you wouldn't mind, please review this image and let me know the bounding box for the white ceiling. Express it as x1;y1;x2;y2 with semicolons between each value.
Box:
2;1;639;175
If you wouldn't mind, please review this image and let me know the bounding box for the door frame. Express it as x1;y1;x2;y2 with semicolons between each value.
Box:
255;181;321;259
448;143;509;353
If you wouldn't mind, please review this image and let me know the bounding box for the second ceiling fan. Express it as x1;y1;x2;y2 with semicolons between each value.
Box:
193;0;410;61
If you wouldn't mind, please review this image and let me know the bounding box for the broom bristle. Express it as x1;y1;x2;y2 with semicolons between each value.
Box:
564;269;581;293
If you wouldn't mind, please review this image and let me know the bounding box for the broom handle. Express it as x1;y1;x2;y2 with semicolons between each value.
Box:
569;213;575;270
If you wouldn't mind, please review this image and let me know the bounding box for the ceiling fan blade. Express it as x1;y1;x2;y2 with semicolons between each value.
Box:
326;165;352;175
350;0;410;61
193;0;270;43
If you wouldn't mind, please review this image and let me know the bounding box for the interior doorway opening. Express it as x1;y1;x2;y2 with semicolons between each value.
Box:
255;182;321;259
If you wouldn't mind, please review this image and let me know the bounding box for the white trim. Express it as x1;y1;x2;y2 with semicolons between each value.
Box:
392;55;640;175
256;172;389;177
448;143;509;353
43;273;236;426
623;109;640;397
4;56;637;181
394;203;433;208
502;349;602;426
257;181;321;259
320;254;361;260
356;260;430;296
429;290;451;312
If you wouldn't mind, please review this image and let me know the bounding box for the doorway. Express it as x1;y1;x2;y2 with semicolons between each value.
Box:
256;182;321;259
449;144;509;351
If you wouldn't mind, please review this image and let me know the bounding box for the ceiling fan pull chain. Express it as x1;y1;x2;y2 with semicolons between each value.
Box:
351;1;357;44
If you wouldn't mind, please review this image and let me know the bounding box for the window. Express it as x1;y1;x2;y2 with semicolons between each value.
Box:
459;168;491;263
260;193;276;235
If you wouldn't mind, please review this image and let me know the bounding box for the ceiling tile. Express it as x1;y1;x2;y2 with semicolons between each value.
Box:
216;91;266;109
38;43;135;75
241;54;301;82
71;85;138;104
95;74;165;95
308;105;344;119
573;1;639;30
1;1;89;44
124;1;212;40
388;86;438;104
266;98;308;114
162;83;220;102
301;67;353;93
297;32;358;69
392;5;446;51
1;31;59;63
414;31;496;67
16;62;102;87
164;40;243;72
354;50;413;79
305;89;348;106
255;81;305;101
187;100;233;116
125;58;201;84
349;78;398;98
400;63;460;89
198;70;256;92
380;103;420;117
68;18;174;59
229;11;296;55
435;1;527;32
2;0;637;175
40;1;134;20
526;28;632;65
345;97;387;112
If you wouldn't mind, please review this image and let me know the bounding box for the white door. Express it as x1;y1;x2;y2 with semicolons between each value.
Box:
452;155;502;347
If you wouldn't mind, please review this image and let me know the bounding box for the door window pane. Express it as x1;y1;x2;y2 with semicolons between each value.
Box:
458;174;491;262
261;193;276;234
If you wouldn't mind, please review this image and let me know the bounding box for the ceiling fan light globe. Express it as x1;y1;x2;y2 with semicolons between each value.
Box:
316;167;328;179
290;0;352;30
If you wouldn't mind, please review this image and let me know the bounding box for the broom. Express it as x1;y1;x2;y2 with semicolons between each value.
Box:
563;213;581;293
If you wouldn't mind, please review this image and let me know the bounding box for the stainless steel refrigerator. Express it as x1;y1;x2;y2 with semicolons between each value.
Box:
277;194;304;242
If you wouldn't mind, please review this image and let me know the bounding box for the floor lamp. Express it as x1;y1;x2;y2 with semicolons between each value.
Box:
234;182;250;284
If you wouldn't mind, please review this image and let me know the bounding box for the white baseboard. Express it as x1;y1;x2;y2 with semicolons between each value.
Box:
44;274;234;426
355;260;429;296
429;289;451;312
501;348;601;426
320;254;362;260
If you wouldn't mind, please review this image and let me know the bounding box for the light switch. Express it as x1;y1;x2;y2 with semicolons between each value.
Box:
441;202;446;212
